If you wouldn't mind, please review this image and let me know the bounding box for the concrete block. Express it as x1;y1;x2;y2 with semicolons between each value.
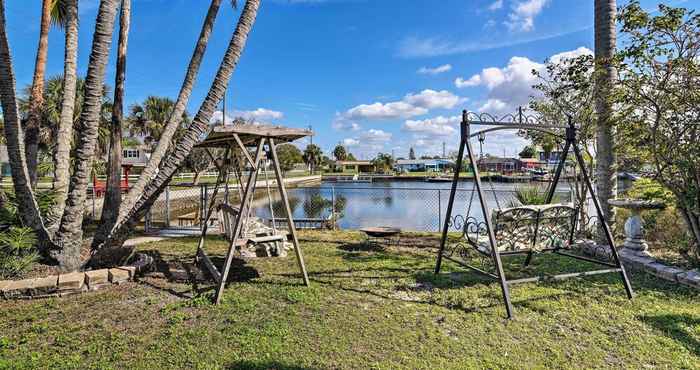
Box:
85;269;109;290
620;253;656;271
28;276;58;296
108;268;130;284
117;266;136;279
677;269;700;288
58;272;85;291
644;262;684;281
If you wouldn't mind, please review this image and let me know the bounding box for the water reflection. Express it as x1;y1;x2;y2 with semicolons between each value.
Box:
253;180;572;232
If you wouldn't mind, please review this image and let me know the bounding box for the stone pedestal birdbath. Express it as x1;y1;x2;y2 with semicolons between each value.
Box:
608;199;666;253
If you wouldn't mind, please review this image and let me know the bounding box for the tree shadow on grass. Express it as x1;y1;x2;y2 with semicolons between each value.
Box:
638;313;700;356
225;360;318;370
208;256;260;284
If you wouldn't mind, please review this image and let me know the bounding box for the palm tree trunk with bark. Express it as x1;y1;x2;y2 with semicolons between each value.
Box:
594;0;618;244
50;0;79;231
54;0;121;271
0;0;52;249
99;0;130;237
116;0;224;226
90;0;261;267
25;0;52;189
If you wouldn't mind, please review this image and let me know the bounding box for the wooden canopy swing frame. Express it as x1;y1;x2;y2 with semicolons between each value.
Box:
194;124;311;304
434;109;634;319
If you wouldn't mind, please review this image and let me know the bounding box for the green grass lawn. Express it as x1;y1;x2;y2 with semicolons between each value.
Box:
1;231;699;369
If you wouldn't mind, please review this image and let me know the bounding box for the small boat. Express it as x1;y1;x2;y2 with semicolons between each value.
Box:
425;177;452;182
531;169;551;182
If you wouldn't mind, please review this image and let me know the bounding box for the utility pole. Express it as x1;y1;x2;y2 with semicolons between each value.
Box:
442;142;446;158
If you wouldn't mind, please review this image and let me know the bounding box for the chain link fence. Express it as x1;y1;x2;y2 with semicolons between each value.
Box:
105;183;573;233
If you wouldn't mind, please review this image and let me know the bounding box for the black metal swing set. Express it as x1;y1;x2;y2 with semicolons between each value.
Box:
434;109;635;319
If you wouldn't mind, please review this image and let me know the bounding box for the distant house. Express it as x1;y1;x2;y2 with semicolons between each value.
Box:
394;159;454;172
520;157;544;170
120;144;151;170
538;147;566;166
477;157;523;173
332;160;376;173
0;145;9;178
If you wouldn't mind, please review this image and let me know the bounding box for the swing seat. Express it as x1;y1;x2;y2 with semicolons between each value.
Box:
465;203;577;254
217;203;288;244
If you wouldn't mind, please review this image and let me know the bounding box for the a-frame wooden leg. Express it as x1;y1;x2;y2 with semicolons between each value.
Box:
435;137;465;274
268;138;310;286
465;135;515;319
571;141;634;299
214;139;264;305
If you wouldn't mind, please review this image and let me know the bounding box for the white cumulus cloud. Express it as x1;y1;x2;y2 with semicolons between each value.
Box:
455;74;482;88
338;89;465;122
454;47;592;115
505;0;549;32
402;115;460;137
230;108;284;121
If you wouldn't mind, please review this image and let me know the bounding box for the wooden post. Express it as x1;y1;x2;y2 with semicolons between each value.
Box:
268;137;310;286
214;139;265;304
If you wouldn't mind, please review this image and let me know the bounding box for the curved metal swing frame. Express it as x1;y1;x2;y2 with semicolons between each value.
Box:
434;109;634;319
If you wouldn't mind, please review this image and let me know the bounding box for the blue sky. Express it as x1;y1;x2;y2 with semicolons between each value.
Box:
4;0;696;159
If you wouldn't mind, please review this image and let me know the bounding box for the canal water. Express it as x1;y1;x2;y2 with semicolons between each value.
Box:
253;180;574;232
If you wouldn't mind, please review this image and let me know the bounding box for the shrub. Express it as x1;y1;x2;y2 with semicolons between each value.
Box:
0;227;39;279
509;185;549;207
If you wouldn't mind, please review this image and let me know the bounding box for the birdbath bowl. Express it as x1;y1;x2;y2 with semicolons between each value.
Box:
608;198;666;253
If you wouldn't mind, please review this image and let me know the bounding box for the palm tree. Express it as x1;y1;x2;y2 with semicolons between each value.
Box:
51;0;79;231
119;0;228;222
100;0;131;234
125;96;176;147
333;144;347;161
24;0;53;188
0;0;52;247
54;0;121;271
92;0;262;267
303;144;323;174
594;0;618;243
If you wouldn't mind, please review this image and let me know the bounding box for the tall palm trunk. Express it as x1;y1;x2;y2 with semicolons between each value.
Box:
0;0;51;248
25;0;52;188
115;0;224;227
594;0;617;244
50;0;79;231
99;0;130;235
90;0;261;267
54;0;121;271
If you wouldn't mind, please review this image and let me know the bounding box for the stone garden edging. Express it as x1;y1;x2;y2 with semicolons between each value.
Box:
579;242;700;290
0;266;137;300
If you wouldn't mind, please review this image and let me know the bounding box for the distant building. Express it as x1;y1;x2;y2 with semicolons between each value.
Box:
519;157;544;170
332;160;376;173
537;147;566;166
120;144;151;170
477;157;523;173
394;159;454;172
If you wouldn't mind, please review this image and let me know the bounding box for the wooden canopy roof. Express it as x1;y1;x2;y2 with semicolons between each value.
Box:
195;124;312;148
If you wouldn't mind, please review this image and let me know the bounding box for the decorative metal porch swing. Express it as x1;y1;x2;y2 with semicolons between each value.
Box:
434;108;634;319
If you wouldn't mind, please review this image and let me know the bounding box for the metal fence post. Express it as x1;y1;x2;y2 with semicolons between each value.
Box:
331;185;336;230
437;189;442;232
165;186;171;228
202;184;208;230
